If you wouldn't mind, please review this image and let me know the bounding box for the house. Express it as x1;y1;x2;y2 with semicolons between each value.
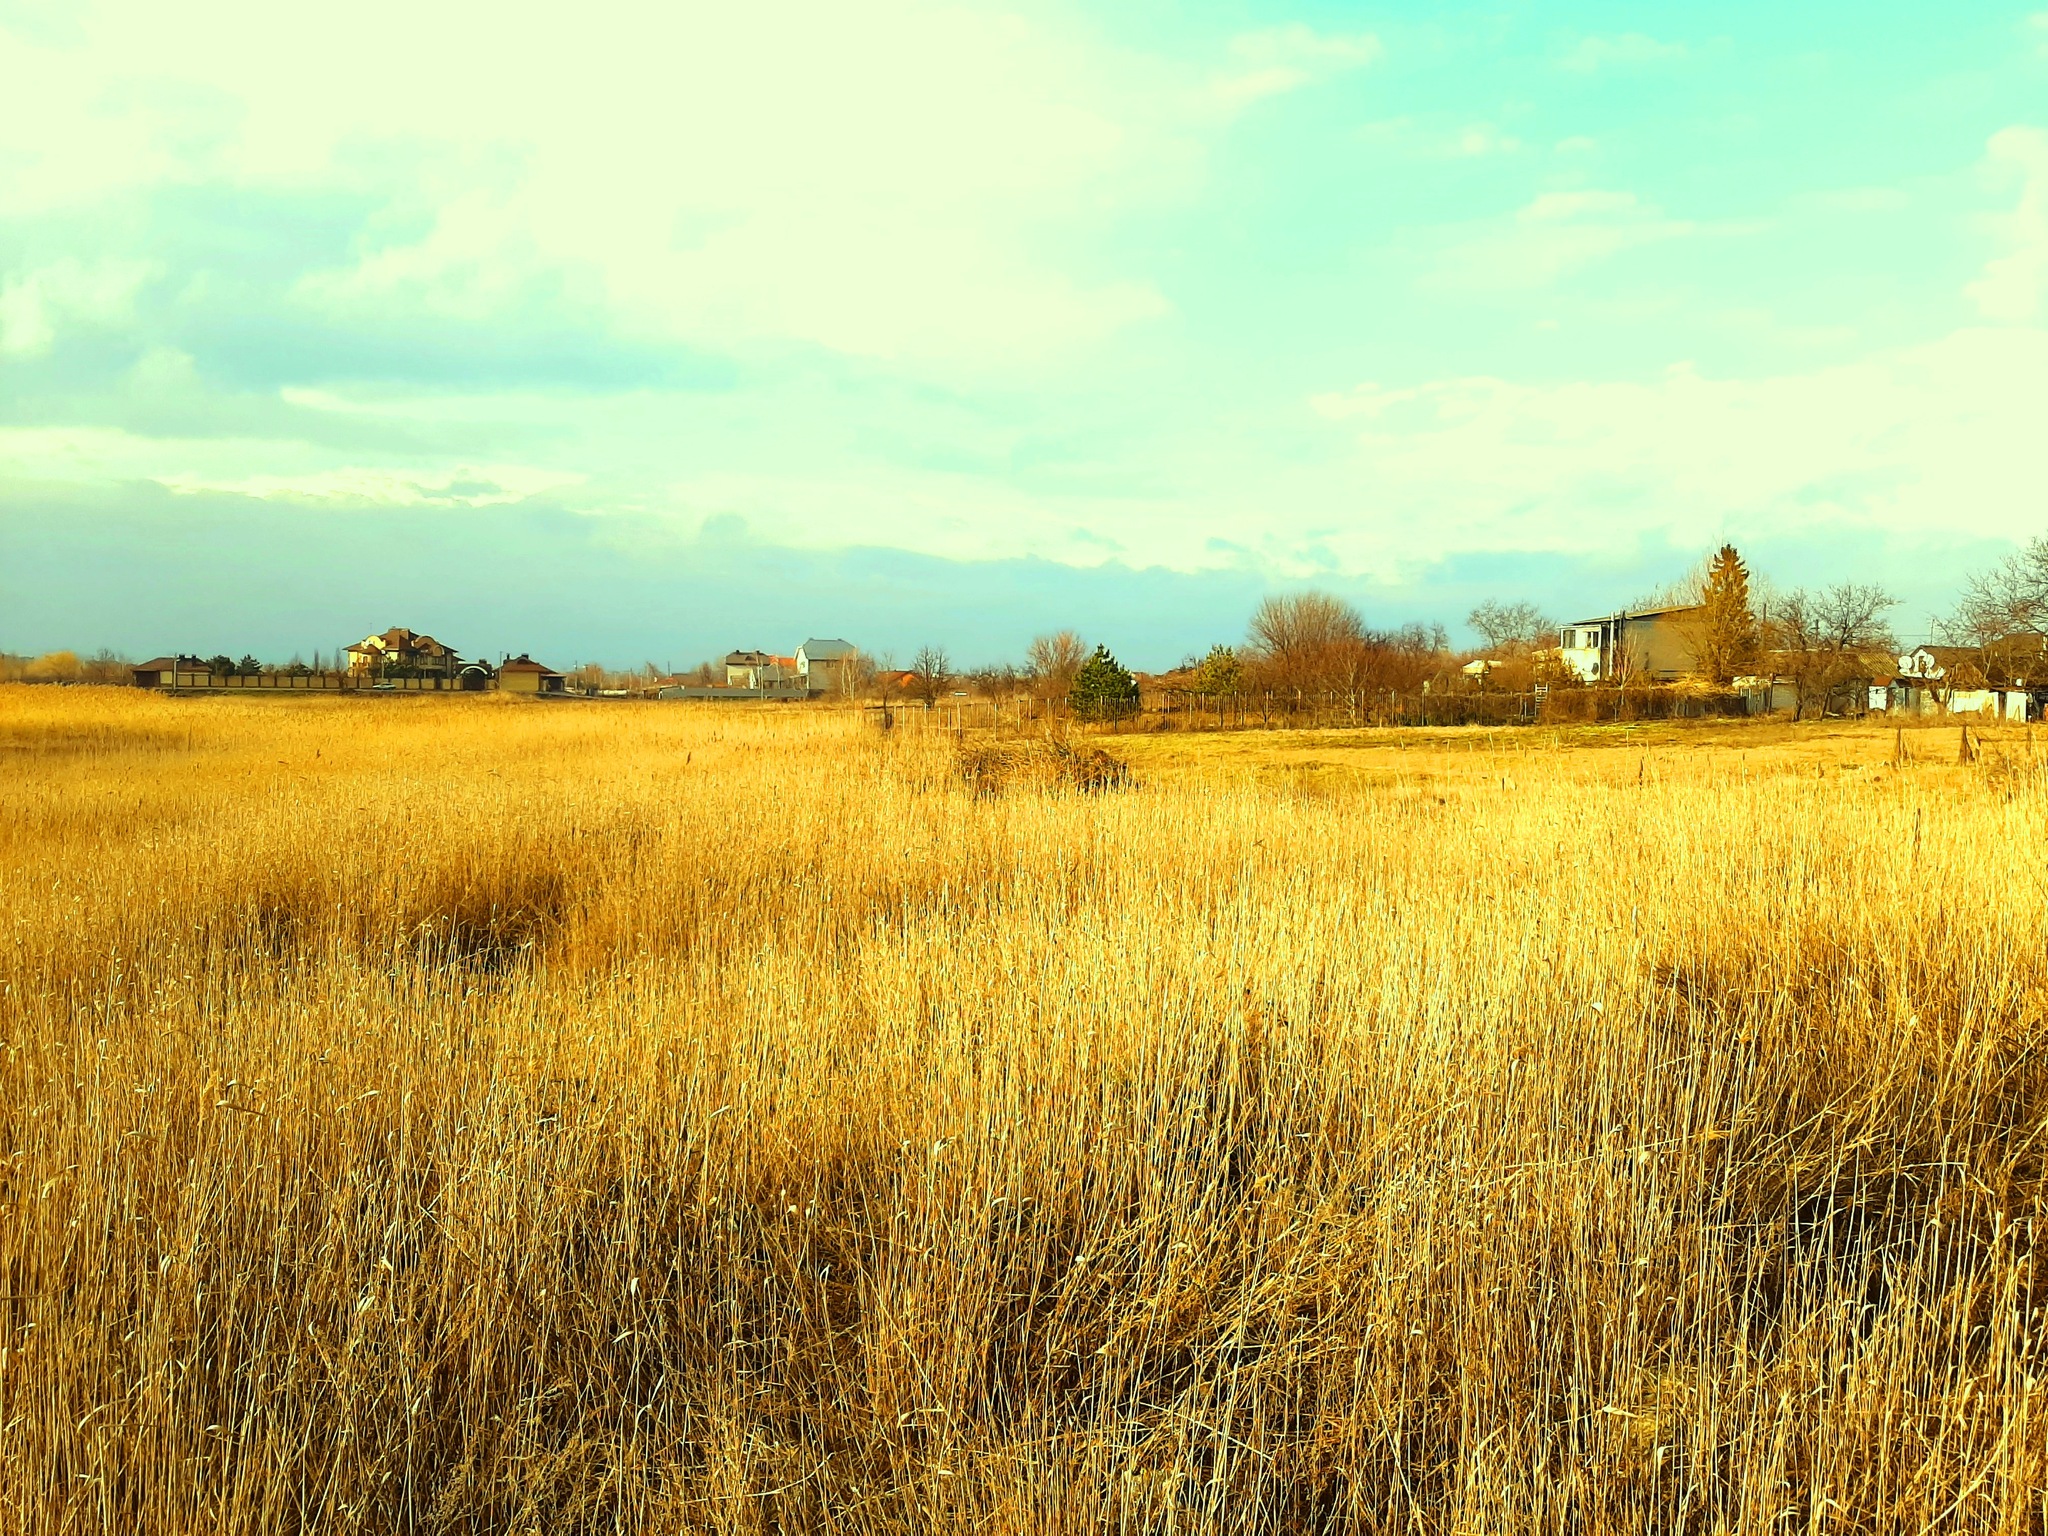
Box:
346;627;461;678
1557;606;1704;683
1899;641;2042;688
497;655;565;695
796;638;858;695
1892;642;2037;719
131;655;210;688
724;650;782;688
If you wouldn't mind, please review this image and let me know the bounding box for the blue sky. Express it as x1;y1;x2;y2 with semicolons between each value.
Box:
2;0;2045;668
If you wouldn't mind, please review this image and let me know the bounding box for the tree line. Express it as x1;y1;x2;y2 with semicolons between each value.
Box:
11;535;2046;713
876;535;2048;724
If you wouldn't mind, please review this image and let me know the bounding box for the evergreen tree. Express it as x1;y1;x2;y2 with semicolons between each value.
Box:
1069;644;1139;721
1192;644;1243;697
1697;544;1759;684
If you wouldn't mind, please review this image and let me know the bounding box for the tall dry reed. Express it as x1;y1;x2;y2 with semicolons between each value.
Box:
1;685;2044;1533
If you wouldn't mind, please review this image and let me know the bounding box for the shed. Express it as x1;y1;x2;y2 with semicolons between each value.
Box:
132;656;210;688
498;655;565;695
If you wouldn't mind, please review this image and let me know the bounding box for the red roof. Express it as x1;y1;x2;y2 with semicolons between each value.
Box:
498;655;561;675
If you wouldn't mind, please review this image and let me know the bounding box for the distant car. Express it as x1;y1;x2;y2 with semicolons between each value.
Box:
371;682;395;691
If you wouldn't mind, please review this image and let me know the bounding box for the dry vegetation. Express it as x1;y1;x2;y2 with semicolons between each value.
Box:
3;685;2047;1533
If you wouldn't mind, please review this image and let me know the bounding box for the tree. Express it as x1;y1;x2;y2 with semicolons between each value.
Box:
236;654;263;676
1467;599;1557;655
1944;536;2048;684
910;645;952;705
1069;644;1139;721
25;650;82;682
1766;583;1898;720
1694;544;1760;685
832;648;877;699
1954;534;2048;643
1245;591;1367;692
83;648;130;685
1025;631;1087;701
1191;644;1244;697
207;654;235;677
967;664;1020;701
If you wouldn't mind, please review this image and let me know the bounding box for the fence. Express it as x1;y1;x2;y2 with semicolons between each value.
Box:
862;684;1772;737
142;671;472;692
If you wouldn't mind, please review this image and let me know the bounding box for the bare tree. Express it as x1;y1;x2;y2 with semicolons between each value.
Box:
77;648;132;685
1955;535;2048;640
836;647;878;700
1766;583;1898;720
1467;600;1557;655
1245;592;1367;693
1245;592;1448;700
910;645;952;705
967;664;1020;701
1025;631;1087;701
1945;535;2048;683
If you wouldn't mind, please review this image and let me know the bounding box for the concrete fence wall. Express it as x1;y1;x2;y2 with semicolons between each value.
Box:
145;672;470;692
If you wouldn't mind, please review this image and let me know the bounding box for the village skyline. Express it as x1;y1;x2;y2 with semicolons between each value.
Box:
0;524;2027;678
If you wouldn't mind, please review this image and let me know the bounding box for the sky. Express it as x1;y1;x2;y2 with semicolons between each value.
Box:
2;0;2045;670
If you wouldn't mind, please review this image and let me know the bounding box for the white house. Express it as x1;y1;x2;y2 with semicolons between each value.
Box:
796;638;858;695
725;650;786;688
1557;606;1704;683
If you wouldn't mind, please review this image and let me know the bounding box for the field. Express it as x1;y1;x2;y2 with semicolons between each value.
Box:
3;684;2046;1534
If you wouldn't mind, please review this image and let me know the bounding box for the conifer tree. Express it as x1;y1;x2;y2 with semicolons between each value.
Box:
1069;644;1139;721
1698;544;1759;684
1192;644;1243;697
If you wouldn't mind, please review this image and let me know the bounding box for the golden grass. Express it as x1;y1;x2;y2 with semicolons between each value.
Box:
2;684;2046;1533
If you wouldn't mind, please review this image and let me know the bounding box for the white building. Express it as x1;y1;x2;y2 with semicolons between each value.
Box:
796;638;858;695
1557;606;1704;683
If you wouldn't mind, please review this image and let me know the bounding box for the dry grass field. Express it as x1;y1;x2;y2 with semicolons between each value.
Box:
3;684;2046;1533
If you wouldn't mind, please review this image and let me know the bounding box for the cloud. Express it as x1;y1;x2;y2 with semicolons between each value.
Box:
1453;124;1522;157
1967;126;2048;322
0;0;1198;371
1215;24;1381;108
1354;118;1521;159
2030;13;2048;54
156;464;585;508
1429;190;1699;291
1307;327;2048;570
0;258;152;356
1559;33;1687;73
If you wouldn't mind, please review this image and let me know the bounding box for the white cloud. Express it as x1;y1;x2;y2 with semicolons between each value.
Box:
0;423;582;510
0;0;1201;370
1967;126;2048;322
1305;327;2048;571
159;465;586;507
1800;186;1911;213
1454;124;1522;157
1215;24;1381;108
1430;190;1698;291
1355;118;1520;159
0;258;151;356
1559;33;1687;73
